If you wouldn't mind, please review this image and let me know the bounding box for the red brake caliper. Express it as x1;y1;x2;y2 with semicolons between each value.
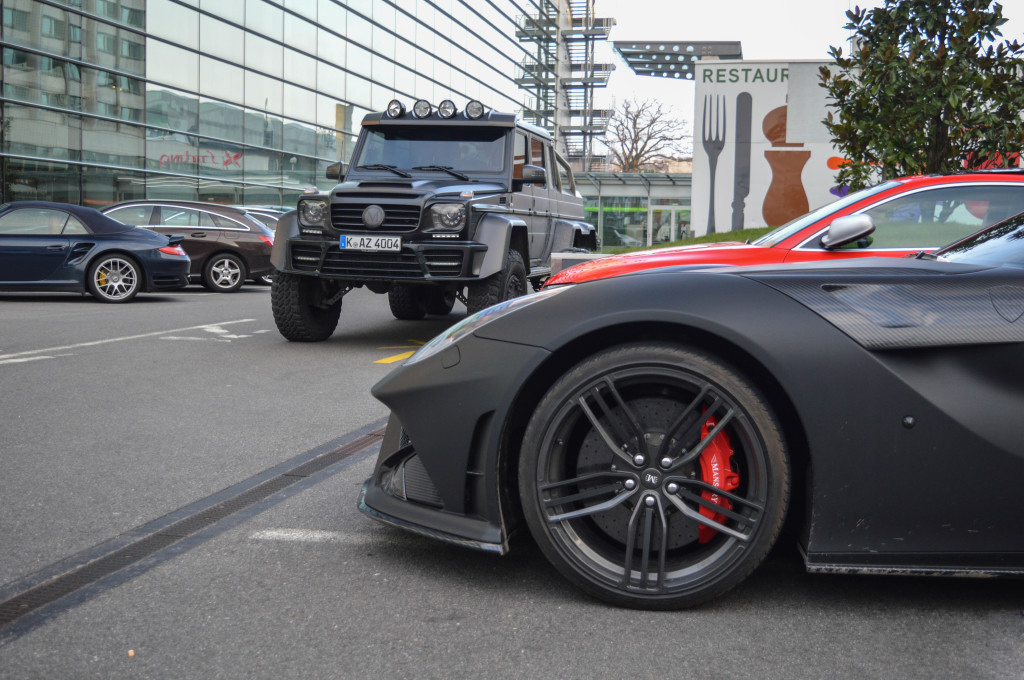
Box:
697;415;740;543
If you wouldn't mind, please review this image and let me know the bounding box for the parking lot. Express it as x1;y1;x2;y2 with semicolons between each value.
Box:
1;285;1022;679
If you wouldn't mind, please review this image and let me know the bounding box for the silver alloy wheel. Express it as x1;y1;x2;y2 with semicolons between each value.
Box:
91;256;139;301
209;257;242;289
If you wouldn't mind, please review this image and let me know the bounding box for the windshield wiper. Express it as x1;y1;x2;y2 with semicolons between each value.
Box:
914;250;937;260
356;164;411;178
412;165;470;180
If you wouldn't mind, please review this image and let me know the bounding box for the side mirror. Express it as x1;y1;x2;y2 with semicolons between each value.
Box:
521;164;547;186
821;214;875;249
325;162;347;181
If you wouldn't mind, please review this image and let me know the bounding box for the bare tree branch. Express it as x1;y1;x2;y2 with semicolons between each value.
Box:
603;98;691;172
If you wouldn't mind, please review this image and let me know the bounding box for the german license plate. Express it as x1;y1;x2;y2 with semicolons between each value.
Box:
339;235;401;251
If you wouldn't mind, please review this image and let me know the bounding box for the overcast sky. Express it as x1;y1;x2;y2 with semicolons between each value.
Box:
592;0;1024;133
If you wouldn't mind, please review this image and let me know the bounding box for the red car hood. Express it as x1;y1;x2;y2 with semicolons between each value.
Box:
547;242;785;285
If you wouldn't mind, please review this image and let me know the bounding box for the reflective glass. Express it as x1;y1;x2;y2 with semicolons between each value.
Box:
200;98;244;143
1;158;80;203
1;104;80;161
245;0;282;41
146;40;198;91
200;56;244;103
283;83;316;126
244;70;282;114
203;0;243;24
198;139;243;180
244;110;282;148
245;33;282;77
83;117;144;168
147;0;198;50
284;48;316;89
146;86;198;134
200;15;244;62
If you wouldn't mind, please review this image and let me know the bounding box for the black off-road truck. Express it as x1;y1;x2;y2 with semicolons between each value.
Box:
269;98;595;341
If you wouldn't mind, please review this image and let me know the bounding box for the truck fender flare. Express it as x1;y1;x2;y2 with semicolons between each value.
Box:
474;213;527;279
270;211;301;271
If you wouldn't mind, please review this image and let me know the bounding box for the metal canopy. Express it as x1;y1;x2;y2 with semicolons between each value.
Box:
612;41;743;79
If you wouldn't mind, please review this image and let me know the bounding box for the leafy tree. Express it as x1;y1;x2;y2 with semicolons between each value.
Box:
819;0;1024;189
604;98;690;172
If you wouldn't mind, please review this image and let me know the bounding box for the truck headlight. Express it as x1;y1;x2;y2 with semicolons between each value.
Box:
298;199;327;228
429;203;466;231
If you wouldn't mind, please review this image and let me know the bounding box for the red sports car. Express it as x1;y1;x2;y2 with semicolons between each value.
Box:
546;171;1024;285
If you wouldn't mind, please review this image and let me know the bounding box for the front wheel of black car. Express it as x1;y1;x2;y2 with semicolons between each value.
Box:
388;285;427;320
467;249;526;315
271;272;342;341
519;342;789;609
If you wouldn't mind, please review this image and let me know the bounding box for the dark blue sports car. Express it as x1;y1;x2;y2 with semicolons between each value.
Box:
0;201;190;302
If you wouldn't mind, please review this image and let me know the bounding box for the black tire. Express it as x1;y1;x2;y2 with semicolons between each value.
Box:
422;287;456;315
388;285;427;320
86;254;141;303
253;273;273;286
467;249;526;315
518;342;789;609
202;253;246;292
271;271;342;342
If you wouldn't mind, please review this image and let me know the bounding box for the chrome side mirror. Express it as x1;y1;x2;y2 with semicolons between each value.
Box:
821;214;875;249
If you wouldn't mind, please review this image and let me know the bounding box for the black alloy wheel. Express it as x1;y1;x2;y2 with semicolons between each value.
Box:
519;342;789;609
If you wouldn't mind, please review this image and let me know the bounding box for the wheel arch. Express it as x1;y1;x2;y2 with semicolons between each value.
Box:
495;320;811;541
86;249;148;291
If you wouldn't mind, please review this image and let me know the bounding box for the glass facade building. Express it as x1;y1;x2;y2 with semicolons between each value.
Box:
0;0;561;207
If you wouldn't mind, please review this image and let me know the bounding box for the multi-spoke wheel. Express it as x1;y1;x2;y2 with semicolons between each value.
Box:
87;254;141;303
519;342;789;609
202;253;246;292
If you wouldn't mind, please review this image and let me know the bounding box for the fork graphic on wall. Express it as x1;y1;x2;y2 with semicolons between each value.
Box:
702;95;726;234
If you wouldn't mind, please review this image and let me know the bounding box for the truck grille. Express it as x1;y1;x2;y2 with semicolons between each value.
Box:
331;202;421;232
317;247;464;279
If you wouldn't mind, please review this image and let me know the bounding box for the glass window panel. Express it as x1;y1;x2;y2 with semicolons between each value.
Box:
203;0;243;24
1;158;80;203
245;185;283;205
245;0;282;41
370;54;393;88
199;98;244;143
316;62;346;100
147;131;198;174
245;33;282;77
284;14;316;50
83;117;144;168
197;140;243;179
348;42;371;75
200;56;244;103
2;103;81;160
346;73;371;109
284;48;316;90
284;0;315;20
316;1;346;38
315;94;350;132
244;110;282;148
146;86;198;134
160;206;201;226
200;15;244;62
282;153;315;188
146;40;197;91
244;149;281;183
244;71;282;114
282;119;316;155
317;29;346;70
147;0;198;49
105;205;153;225
145;175;199;202
282;83;315;125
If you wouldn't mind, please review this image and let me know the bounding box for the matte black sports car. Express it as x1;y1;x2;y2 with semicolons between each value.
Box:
360;210;1024;609
0;201;190;302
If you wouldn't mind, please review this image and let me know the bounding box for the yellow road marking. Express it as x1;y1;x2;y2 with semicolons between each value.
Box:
374;339;425;364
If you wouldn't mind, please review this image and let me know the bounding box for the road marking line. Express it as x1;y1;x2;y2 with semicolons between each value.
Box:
0;355;54;365
374;351;415;364
250;529;352;543
0;319;256;361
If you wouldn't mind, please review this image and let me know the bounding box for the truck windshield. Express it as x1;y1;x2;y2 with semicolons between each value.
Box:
356;125;506;174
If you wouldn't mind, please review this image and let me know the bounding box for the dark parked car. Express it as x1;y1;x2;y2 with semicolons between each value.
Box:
103;201;274;292
360;210;1024;609
0;201;189;303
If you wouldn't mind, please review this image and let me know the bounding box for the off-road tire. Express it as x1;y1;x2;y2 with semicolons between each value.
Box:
422;287;456;315
388;285;427;320
467;249;526;315
271;271;342;342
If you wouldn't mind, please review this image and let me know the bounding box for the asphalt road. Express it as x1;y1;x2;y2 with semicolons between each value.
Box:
1;285;1022;679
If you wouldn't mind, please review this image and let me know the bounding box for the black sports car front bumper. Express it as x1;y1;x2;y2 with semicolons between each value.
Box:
358;332;551;554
